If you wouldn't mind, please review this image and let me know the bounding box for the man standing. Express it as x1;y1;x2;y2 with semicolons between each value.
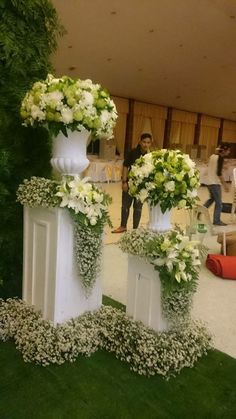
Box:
112;133;153;233
204;144;231;226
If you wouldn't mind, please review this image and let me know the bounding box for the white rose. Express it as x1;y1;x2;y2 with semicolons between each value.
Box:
31;105;45;121
47;91;63;103
81;91;94;106
61;107;74;124
100;110;110;124
93;191;103;203
165;181;175;192
187;189;198;198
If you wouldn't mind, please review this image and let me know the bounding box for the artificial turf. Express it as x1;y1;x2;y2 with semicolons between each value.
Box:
0;296;236;418
0;342;236;419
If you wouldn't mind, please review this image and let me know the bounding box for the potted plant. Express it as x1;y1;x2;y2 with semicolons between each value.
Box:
128;149;200;231
20;74;118;175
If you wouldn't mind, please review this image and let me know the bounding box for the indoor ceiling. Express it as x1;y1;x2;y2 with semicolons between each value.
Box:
52;0;236;121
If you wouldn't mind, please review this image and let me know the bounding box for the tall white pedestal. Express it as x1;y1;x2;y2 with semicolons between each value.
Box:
23;207;102;325
126;256;168;332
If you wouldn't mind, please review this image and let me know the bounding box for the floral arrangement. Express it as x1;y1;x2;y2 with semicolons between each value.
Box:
128;149;200;213
17;176;112;292
0;298;212;378
56;176;112;291
56;176;112;229
119;228;206;321
20;74;118;138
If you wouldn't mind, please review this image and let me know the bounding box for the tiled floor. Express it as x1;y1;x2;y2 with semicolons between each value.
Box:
100;182;236;358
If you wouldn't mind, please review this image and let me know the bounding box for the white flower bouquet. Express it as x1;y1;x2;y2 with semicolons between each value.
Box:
146;229;201;283
119;227;206;320
20;74;118;138
56;176;112;229
128;149;200;212
119;228;201;284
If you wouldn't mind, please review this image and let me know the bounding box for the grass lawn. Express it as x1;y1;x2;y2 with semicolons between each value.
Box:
0;297;236;418
1;345;236;418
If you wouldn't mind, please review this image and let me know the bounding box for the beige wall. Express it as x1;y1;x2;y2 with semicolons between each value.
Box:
199;115;220;157
170;109;197;151
111;97;236;159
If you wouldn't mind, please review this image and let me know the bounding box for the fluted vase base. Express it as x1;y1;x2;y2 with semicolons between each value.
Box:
50;129;91;176
148;203;172;232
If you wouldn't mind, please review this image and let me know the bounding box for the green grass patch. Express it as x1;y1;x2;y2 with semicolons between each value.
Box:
0;342;236;419
102;294;126;311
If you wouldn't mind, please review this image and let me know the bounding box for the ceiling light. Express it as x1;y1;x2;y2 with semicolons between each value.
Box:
68;66;76;71
110;11;117;15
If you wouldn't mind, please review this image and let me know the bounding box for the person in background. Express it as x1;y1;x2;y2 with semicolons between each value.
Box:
203;143;231;226
112;133;153;233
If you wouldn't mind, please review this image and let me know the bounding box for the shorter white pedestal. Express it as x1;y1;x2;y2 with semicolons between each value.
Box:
23;207;102;325
126;256;168;332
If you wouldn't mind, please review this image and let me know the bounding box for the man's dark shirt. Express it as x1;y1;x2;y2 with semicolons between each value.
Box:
123;144;145;169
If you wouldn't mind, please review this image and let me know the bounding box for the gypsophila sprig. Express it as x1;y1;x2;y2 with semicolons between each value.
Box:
16;177;61;207
0;299;212;378
128;150;200;213
119;228;204;321
20;74;118;139
74;224;102;293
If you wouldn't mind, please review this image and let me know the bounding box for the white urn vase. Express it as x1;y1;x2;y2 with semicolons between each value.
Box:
50;129;91;176
148;203;172;232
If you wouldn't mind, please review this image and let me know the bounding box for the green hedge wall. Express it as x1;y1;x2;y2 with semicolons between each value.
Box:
0;0;63;297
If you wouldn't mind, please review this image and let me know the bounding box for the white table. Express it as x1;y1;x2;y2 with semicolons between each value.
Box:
84;156;123;182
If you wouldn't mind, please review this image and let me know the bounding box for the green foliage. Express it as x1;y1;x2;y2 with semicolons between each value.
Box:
0;0;64;296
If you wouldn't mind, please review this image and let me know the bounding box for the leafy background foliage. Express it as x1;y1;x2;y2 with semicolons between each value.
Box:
0;0;63;296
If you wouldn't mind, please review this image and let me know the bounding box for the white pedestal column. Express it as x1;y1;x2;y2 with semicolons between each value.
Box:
23;207;102;325
126;256;168;332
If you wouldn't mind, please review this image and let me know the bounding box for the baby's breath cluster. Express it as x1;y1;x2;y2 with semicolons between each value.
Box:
74;224;102;293
119;228;205;321
0;299;212;378
16;177;61;208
